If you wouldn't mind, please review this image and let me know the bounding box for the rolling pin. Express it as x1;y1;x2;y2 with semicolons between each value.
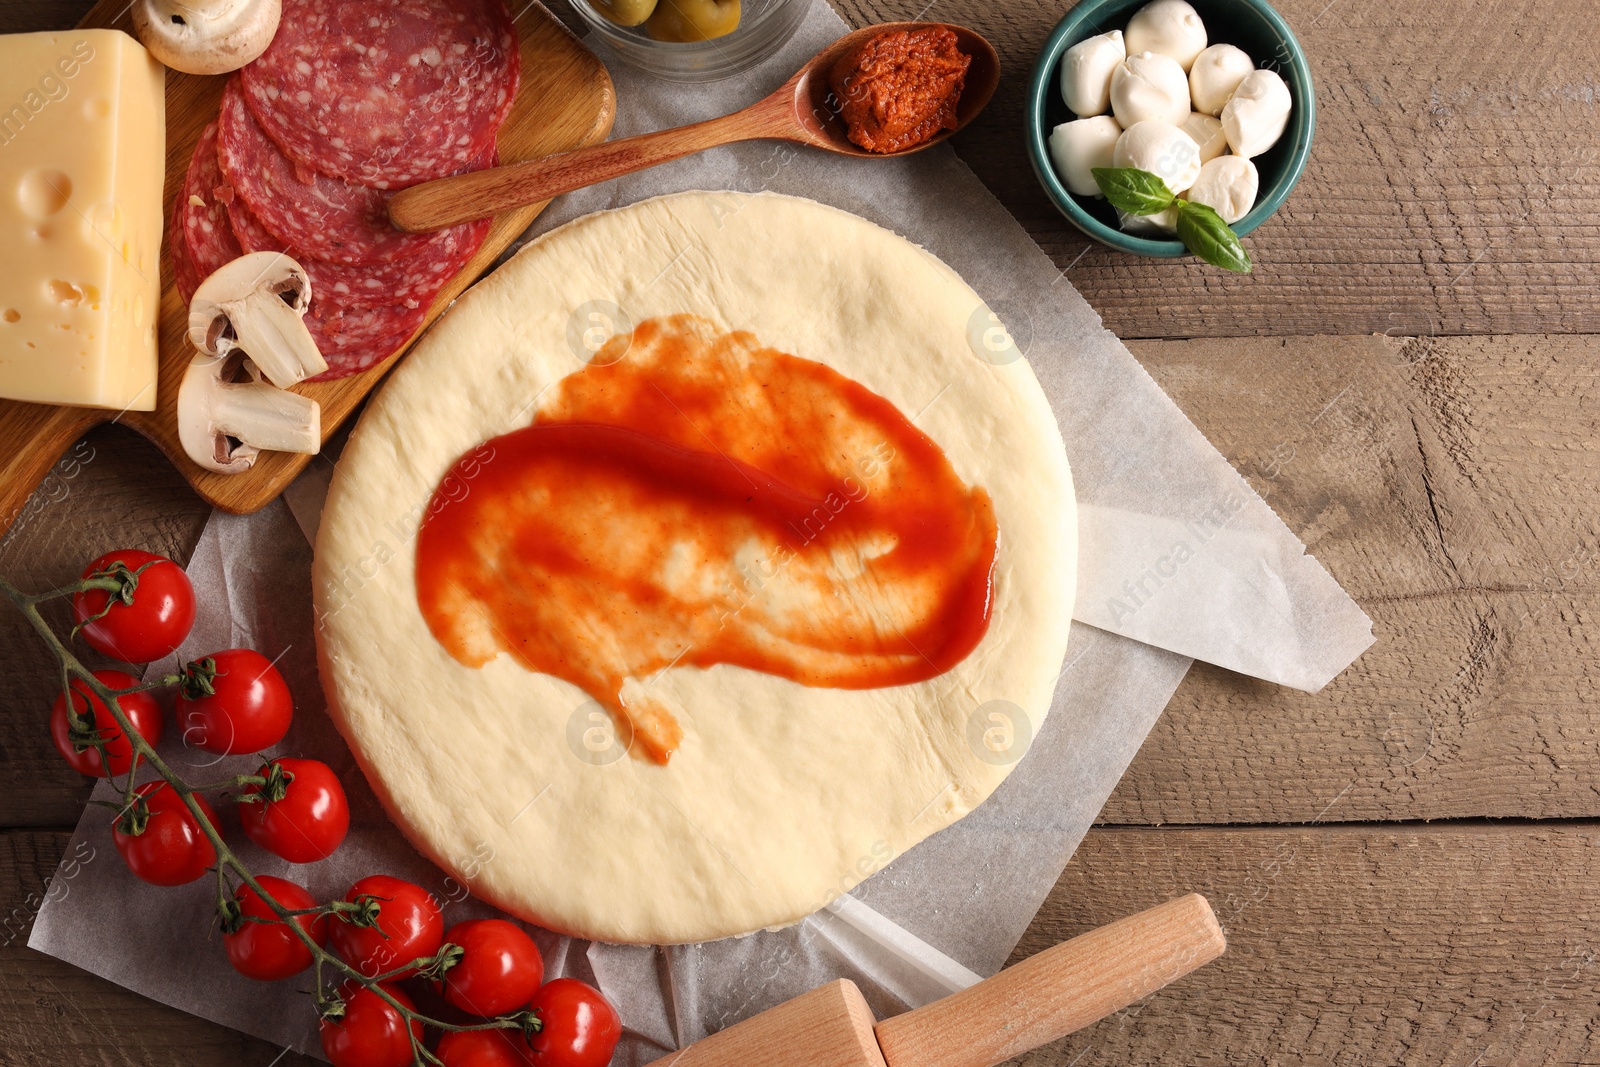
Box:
649;893;1225;1067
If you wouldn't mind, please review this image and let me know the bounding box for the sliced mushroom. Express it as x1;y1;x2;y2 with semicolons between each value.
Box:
178;353;320;475
188;252;326;389
131;0;282;75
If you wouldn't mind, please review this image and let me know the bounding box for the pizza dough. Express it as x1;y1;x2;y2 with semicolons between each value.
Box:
313;191;1077;944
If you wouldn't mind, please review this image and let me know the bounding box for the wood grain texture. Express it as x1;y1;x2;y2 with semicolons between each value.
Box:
8;826;1599;1066
0;0;617;538
389;20;1000;231
0;424;211;829
0;1;1596;1067
874;895;1224;1067
0;830;319;1067
11;0;1600;341
1010;825;1600;1066
1103;334;1600;825
831;0;1600;339
650;980;885;1067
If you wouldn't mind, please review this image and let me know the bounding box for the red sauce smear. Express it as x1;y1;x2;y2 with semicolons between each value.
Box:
829;25;972;154
415;314;998;764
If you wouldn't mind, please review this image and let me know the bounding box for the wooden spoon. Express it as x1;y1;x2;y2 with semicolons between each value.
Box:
388;22;999;233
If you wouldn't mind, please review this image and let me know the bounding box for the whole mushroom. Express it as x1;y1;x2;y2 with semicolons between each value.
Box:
188;252;327;389
131;0;281;75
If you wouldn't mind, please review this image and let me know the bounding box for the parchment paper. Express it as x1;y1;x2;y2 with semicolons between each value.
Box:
29;1;1371;1060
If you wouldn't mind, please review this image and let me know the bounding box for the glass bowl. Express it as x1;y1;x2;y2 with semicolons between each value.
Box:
1025;0;1316;257
571;0;812;83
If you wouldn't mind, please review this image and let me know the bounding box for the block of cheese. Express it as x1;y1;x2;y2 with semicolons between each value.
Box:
0;30;164;411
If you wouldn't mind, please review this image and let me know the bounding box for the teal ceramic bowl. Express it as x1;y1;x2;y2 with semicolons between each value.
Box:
1025;0;1315;257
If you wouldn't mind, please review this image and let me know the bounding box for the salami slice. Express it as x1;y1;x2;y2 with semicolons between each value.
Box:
238;0;519;189
226;193;484;311
216;78;482;268
174;121;245;303
168;199;200;305
225;192;428;376
306;301;429;381
221;187;437;374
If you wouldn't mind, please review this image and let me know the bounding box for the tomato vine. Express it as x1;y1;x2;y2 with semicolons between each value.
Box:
1;572;553;1067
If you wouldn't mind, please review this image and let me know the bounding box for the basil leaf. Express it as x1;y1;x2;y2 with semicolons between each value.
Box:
1091;167;1177;217
1175;201;1253;273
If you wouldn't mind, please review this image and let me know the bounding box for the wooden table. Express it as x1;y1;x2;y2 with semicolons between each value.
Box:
3;1;1595;1063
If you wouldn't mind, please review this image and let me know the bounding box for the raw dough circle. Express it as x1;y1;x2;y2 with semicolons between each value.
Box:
313;191;1077;944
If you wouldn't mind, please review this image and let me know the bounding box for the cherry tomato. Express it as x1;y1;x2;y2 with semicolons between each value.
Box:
112;782;219;886
48;670;164;778
237;758;350;863
224;875;328;981
320;982;422;1067
175;648;293;755
525;978;622;1067
71;549;196;663
329;875;443;979
440;919;545;1017
437;1028;531;1067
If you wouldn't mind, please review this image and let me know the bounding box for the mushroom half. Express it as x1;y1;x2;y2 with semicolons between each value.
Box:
131;0;282;76
188;251;327;389
178;353;321;475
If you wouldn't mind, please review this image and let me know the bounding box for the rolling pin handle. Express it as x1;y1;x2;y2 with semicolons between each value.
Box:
871;893;1226;1067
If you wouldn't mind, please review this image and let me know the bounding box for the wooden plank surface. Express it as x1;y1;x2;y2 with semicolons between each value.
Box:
0;425;211;829
1;0;1598;1065
1012;825;1600;1066
1;830;319;1067
838;0;1600;339
1107;333;1600;825
8;825;1600;1066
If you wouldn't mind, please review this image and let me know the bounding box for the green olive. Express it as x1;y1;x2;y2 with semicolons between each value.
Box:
589;0;658;28
644;0;741;42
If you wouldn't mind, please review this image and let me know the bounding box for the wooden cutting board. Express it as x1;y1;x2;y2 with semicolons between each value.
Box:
0;2;615;539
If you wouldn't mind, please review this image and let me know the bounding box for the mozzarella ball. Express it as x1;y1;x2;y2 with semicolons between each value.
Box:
1110;51;1190;128
1060;30;1126;117
1124;0;1207;71
1180;112;1228;163
1119;206;1180;235
1185;155;1259;224
1049;115;1124;197
1113;119;1203;194
1189;43;1255;114
1221;68;1292;158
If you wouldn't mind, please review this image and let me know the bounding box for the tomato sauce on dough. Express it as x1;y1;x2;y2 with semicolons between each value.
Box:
828;25;971;154
415;315;998;764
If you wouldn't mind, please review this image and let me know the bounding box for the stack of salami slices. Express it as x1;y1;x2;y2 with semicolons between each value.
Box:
168;0;521;380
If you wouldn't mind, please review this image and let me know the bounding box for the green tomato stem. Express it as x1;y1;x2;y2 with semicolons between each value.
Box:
23;574;124;606
0;574;530;1065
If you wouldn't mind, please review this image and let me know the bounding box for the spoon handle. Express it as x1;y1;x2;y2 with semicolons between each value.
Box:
388;101;796;233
